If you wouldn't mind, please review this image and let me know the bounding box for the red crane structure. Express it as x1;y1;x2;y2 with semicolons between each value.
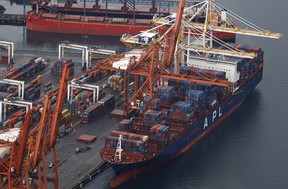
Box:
94;0;231;117
0;109;34;188
0;60;72;189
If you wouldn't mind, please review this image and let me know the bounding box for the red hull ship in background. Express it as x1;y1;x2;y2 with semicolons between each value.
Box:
26;0;236;41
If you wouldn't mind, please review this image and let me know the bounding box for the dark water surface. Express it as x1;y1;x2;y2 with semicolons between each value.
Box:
1;0;287;189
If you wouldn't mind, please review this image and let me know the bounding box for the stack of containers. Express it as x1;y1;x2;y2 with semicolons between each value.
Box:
1;109;25;129
150;124;169;137
173;101;193;114
110;130;149;154
105;135;148;154
74;90;94;106
58;109;72;129
1;78;41;101
108;75;124;92
36;88;59;108
23;79;41;101
97;95;115;112
196;83;218;108
156;86;175;108
149;98;162;111
105;136;119;150
143;110;163;126
81;94;115;123
81;102;104;123
66;99;87;117
117;119;133;131
44;82;52;94
170;101;194;121
123;139;148;154
168;79;194;100
149;124;170;148
233;44;264;85
140;97;152;113
3;57;46;81
186;90;206;111
141;98;162;112
1;108;41;129
111;130;149;141
50;59;74;77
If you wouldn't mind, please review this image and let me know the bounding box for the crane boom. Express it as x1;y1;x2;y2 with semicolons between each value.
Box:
49;60;71;148
183;45;256;59
167;0;186;64
186;22;282;39
33;91;52;167
15;109;33;175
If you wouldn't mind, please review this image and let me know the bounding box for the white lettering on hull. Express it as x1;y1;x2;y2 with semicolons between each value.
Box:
203;107;223;130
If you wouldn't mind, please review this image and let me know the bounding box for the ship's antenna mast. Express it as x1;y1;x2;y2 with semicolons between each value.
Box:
114;135;123;162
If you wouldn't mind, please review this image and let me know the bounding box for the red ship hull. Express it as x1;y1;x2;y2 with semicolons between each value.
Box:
26;13;236;41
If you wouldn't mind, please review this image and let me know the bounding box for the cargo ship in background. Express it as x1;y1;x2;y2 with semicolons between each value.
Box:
98;0;282;188
26;0;236;40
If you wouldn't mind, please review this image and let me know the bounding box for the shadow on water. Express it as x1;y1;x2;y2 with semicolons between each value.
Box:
117;89;263;189
26;30;130;52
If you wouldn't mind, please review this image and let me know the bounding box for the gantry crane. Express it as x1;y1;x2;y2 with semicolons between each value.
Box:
0;60;72;189
0;108;34;188
95;0;282;117
26;60;72;188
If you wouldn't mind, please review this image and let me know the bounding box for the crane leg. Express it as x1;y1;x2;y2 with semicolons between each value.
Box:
41;147;48;188
25;170;31;189
37;164;42;188
53;148;59;189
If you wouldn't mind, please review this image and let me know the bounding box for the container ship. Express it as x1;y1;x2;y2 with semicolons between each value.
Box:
26;0;236;41
98;0;282;188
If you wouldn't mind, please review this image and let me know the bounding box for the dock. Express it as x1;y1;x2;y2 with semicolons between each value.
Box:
0;14;25;26
3;49;121;189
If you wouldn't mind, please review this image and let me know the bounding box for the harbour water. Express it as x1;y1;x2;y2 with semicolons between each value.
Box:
1;0;288;189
